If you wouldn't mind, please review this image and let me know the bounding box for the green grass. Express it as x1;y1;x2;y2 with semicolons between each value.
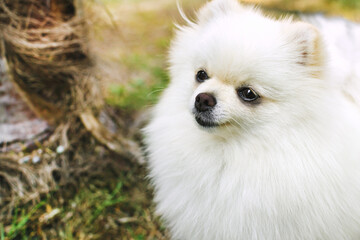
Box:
1;224;5;240
2;166;164;239
87;181;125;224
5;201;46;240
334;0;360;8
106;53;169;110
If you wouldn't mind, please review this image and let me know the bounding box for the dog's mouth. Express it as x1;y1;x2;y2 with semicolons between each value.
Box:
193;111;220;128
195;115;219;128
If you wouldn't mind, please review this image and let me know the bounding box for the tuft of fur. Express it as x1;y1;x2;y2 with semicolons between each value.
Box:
144;0;360;239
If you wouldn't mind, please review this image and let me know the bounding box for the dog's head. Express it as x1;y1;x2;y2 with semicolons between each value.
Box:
169;0;325;135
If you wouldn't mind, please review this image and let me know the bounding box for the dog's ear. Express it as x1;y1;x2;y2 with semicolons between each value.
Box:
285;22;324;68
197;0;241;23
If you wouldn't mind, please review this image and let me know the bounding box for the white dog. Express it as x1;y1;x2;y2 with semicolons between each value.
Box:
144;0;360;239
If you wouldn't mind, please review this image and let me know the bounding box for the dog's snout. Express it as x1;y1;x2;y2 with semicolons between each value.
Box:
195;93;217;112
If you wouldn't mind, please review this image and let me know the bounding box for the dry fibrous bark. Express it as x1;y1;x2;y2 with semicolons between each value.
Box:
0;0;102;123
0;0;143;220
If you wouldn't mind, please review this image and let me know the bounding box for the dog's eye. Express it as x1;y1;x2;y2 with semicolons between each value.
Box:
237;87;259;102
196;70;209;83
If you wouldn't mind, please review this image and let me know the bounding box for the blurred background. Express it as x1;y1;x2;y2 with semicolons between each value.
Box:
0;0;359;239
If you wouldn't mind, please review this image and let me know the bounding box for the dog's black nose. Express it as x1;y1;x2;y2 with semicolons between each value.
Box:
195;93;217;112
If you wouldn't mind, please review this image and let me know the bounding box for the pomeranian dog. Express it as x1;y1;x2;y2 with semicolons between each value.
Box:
144;0;360;239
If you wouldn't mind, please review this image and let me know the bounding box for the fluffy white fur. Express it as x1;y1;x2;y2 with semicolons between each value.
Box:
144;0;360;239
